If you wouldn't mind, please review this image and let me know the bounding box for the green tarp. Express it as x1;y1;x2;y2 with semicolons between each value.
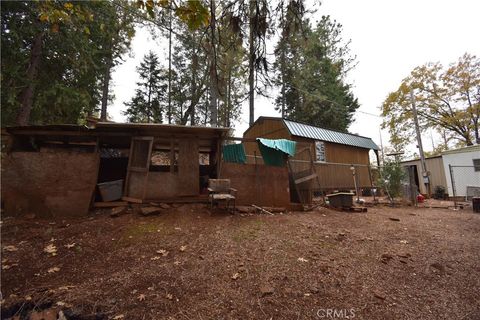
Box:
222;143;246;164
257;138;297;166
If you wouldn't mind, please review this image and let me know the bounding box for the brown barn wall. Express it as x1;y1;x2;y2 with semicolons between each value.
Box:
324;142;370;165
220;163;290;207
129;172;179;199
243;118;291;163
1;151;99;217
314;163;371;190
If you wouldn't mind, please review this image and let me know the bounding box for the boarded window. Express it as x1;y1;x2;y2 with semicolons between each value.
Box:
473;159;480;172
315;141;326;162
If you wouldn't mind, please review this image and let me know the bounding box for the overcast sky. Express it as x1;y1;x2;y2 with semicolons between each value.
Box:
110;0;480;154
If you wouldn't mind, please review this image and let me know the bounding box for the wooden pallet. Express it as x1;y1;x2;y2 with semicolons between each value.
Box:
345;206;368;212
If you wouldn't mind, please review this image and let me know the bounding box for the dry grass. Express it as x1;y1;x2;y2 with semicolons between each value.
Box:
1;204;480;319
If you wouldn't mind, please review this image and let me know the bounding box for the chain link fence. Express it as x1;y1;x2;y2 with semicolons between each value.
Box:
448;165;480;207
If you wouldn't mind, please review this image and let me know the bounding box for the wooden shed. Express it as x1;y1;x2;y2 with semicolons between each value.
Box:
243;117;380;193
2;122;229;217
401;155;448;196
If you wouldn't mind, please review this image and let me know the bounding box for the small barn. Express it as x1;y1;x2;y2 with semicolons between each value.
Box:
2;122;229;217
243;117;380;194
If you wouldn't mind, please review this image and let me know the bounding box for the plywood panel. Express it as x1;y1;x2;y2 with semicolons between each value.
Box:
129;172;179;199
1;151;99;217
178;138;199;196
220;162;290;207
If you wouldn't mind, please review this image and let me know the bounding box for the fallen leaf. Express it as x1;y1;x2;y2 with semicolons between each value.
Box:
48;267;60;273
56;301;66;306
166;293;173;300
173;261;181;265
2;264;18;270
304;293;311;297
113;315;124;320
150;256;161;261
399;240;408;244
3;245;18;252
297;257;309;263
180;245;187;252
25;296;32;301
44;244;57;256
156;249;168;256
58;285;75;291
137;294;146;302
174;227;182;231
231;272;240;280
64;243;76;249
49;237;56;242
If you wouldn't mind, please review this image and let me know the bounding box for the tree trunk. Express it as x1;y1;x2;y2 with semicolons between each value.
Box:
226;68;232;127
16;31;44;126
208;0;218;127
167;8;173;124
248;0;255;126
100;51;113;121
473;118;480;144
280;49;286;119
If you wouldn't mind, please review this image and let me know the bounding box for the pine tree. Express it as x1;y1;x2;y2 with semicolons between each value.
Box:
274;14;359;132
124;51;167;123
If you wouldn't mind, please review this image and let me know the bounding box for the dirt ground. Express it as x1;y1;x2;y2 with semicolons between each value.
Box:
2;203;480;320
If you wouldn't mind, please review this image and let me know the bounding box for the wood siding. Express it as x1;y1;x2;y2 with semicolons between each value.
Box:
243;118;291;163
402;157;448;195
242;118;374;190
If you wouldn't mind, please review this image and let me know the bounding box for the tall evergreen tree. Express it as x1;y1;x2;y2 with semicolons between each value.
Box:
274;14;359;132
123;51;167;123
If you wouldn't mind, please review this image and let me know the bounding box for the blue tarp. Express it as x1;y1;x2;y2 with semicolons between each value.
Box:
222;143;247;164
257;138;297;166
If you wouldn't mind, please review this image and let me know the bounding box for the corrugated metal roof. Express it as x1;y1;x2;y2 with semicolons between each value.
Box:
283;119;379;150
441;144;480;155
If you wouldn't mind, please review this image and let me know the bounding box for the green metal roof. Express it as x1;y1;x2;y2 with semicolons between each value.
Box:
283;119;379;150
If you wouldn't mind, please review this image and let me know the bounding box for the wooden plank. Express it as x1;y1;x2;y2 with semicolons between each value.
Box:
142;138;154;200
123;137;136;197
94;201;128;208
122;196;143;203
170;140;175;173
128;167;148;173
295;173;317;185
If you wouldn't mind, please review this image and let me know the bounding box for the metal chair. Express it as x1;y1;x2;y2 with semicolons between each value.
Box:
208;179;237;213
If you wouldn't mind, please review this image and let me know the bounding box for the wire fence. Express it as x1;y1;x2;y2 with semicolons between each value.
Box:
448;165;480;207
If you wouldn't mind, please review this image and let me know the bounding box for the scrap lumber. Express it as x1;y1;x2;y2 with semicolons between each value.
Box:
122;196;143;204
140;206;162;216
252;204;273;215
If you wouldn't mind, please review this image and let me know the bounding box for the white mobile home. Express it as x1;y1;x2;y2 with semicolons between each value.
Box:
442;145;480;198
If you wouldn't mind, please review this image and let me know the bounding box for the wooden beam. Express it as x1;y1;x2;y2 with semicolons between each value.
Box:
94;201;128;208
294;173;317;185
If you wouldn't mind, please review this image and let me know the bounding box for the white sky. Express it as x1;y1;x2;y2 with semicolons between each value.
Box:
110;0;480;155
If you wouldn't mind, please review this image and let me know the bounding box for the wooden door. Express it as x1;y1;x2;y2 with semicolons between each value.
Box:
124;136;153;200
